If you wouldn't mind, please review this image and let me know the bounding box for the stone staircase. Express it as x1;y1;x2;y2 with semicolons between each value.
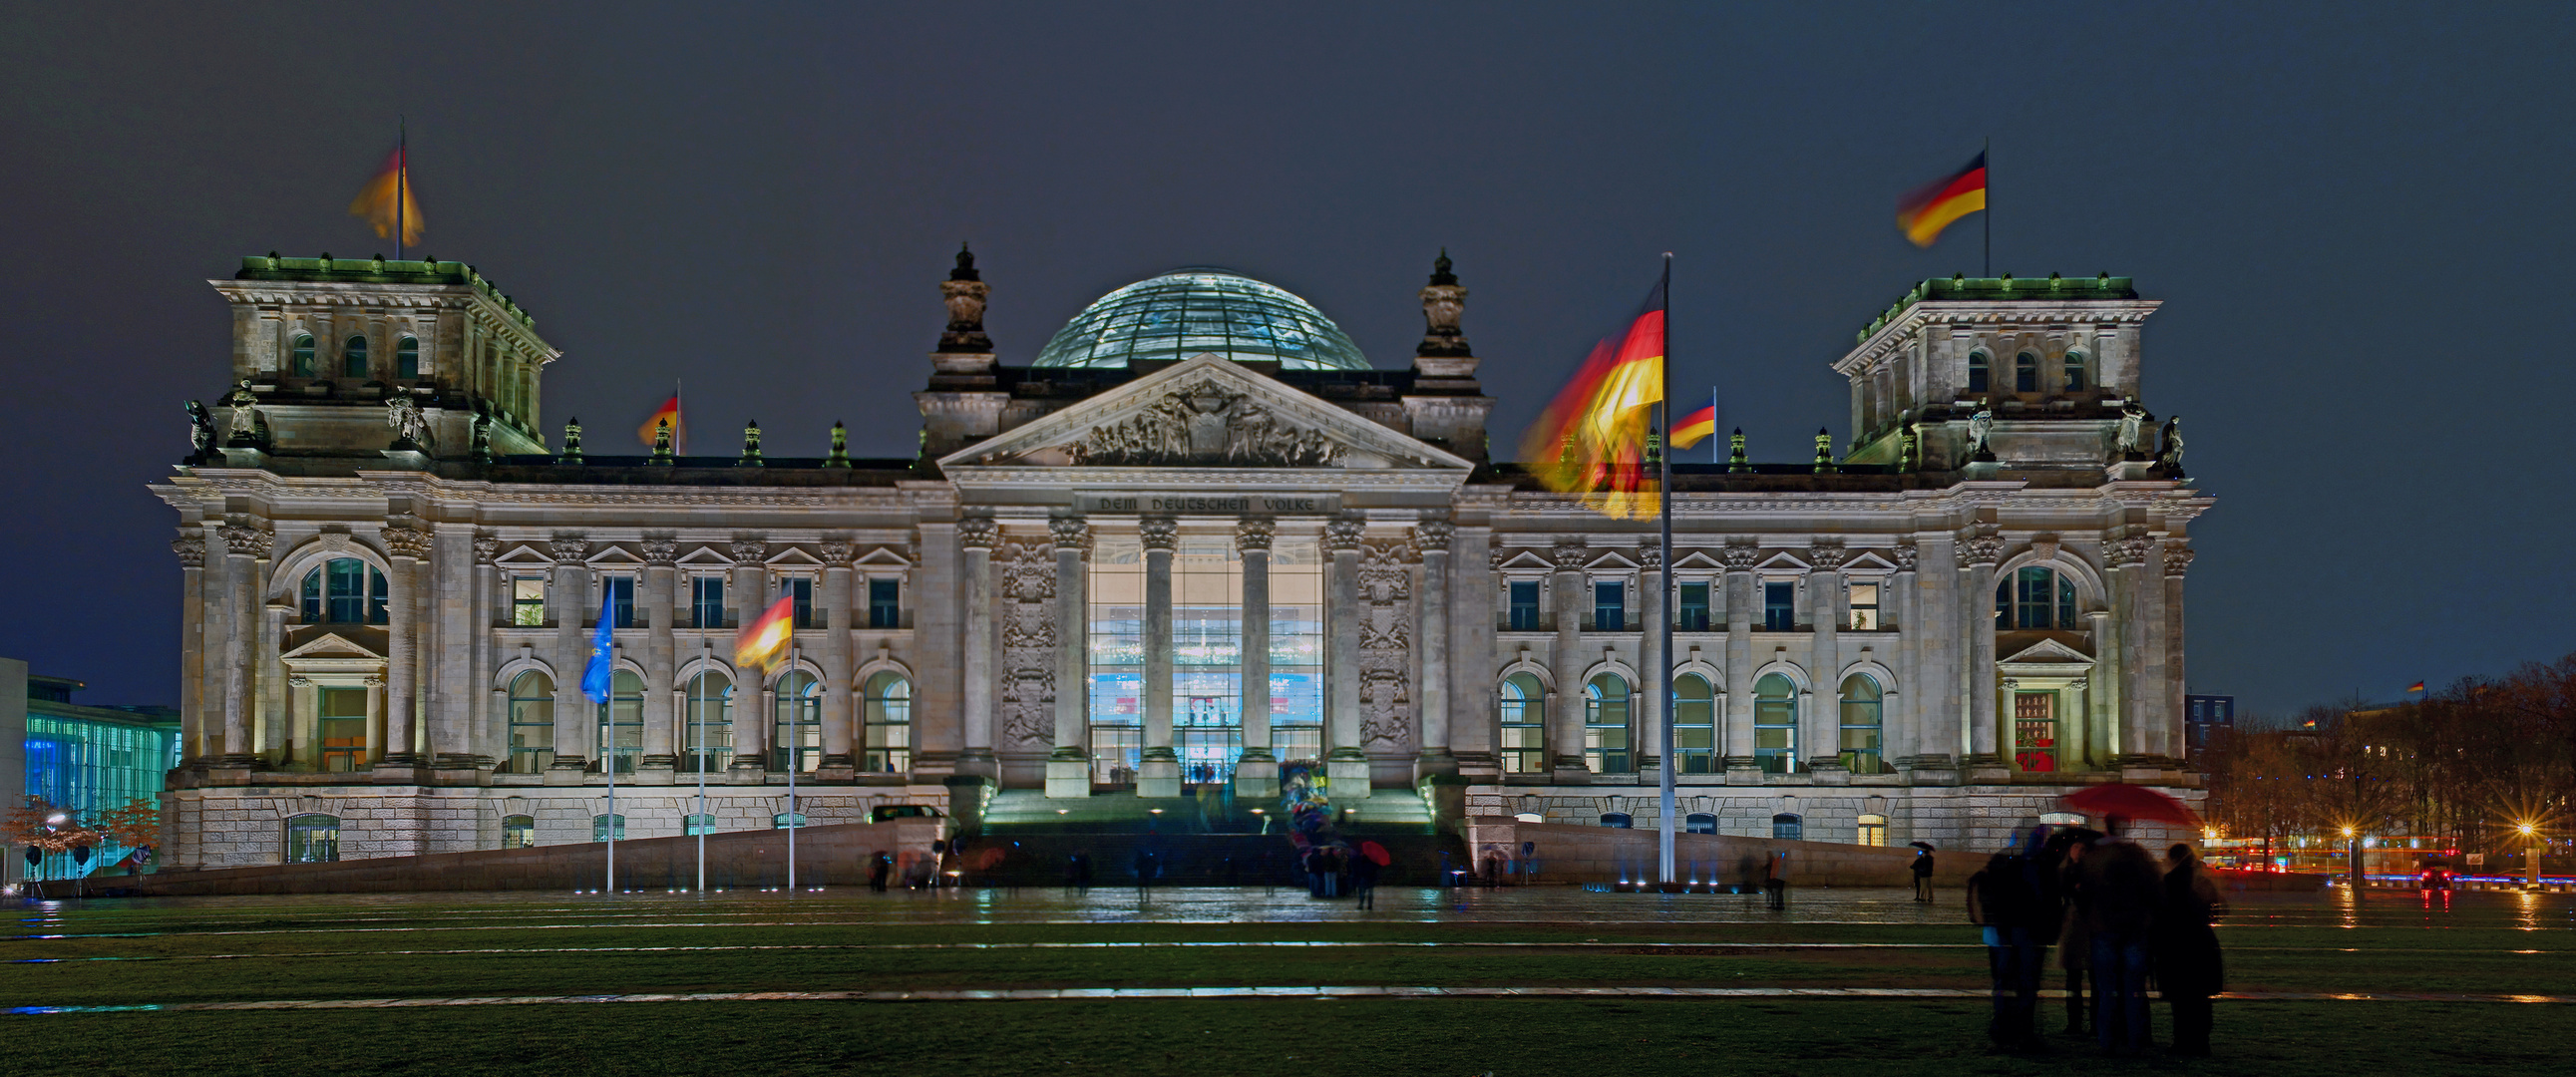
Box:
964;787;1462;887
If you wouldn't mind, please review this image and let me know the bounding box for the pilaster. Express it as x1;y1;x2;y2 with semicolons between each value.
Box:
956;517;999;778
1324;514;1371;797
1137;515;1181;798
1234;517;1278;799
1547;538;1591;785
1414;519;1457;778
1045;517;1093;798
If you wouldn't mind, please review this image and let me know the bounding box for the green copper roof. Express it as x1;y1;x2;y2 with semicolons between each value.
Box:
1858;273;2138;344
1032;268;1370;371
234;254;535;328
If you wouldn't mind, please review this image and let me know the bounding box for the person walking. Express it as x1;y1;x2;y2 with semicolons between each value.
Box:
1350;848;1381;909
2048;830;2098;1037
869;852;892;893
2156;844;2225;1056
2078;817;2162;1054
1967;827;2056;1050
1763;850;1789;909
1911;847;1937;902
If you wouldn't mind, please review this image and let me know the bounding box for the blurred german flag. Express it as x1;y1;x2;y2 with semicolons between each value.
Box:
1521;278;1665;520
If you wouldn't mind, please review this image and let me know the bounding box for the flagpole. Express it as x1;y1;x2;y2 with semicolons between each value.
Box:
787;634;800;893
1982;136;1990;278
395;118;406;263
696;639;709;893
1656;252;1676;887
605;639;616;896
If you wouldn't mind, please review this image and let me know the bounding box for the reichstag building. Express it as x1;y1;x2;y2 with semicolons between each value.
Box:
153;248;2208;867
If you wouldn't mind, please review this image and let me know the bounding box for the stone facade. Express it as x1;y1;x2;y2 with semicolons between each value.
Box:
155;255;2206;868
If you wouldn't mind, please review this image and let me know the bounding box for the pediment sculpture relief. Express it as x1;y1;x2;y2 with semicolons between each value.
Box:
1062;376;1344;468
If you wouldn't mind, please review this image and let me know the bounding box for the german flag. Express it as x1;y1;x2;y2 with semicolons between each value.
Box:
348;146;424;245
637;395;682;453
1672;395;1717;450
1897;152;1986;248
735;592;796;675
1521;277;1665;520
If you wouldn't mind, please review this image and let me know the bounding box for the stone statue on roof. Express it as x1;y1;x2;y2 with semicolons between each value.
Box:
185;399;216;454
2156;415;2185;476
222;380;260;439
2116;401;2152;460
939;242;992;352
386;393;432;450
1968;405;1997;463
1417;249;1470;358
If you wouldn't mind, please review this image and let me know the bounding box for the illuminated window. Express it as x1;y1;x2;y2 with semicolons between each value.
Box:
2015;352;2038;393
285;814;340;863
289;334;316;377
1847;579;1881;630
506;670;553;774
1857;813;1889;847
1584;674;1632;773
1086;538;1143;784
1967;351;1990;393
1772;813;1803;841
1754;673;1797;774
1498;672;1546;774
501;815;535;849
342;335;369;379
599;670;643;775
512;576;548;626
683;670;732;774
1838;674;1889;775
318;686;368;773
1995;566;2079;629
863;671;913;774
2062;351;2086;391
1671;673;1716;775
592;814;625;842
300;557;388;624
683;814;716;836
772;670;821;774
2015;692;2058;772
396;337;420;380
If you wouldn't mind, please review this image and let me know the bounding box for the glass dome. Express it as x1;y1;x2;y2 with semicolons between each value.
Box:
1031;268;1370;371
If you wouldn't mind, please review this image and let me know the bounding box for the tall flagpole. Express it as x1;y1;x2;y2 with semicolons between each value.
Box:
1982;136;1991;278
1656;252;1676;886
695;639;709;892
395;118;407;263
605;639;617;895
787;634;800;893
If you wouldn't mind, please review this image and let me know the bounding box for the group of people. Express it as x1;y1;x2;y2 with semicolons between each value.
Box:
1967;818;2225;1056
1302;844;1380;906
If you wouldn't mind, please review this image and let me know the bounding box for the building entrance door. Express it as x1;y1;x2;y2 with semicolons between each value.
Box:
1177;695;1242;785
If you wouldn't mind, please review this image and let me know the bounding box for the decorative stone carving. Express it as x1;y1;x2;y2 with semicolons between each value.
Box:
956;516;999;550
2108;532;2153;567
728;537;768;562
218;517;272;558
2028;536;2060;563
1550;539;1589;571
386;394;432;450
1961;528;2005;566
997;537;1059;749
1358;538;1417;752
2163;541;2196;576
172;533;204;568
1637;539;1663;571
222;380;260;440
1417;250;1471;358
1048;517;1091;552
551;534;590;564
1138;515;1179;551
1717;540;1761;571
1234;517;1275;551
2156;416;2186;475
1063;375;1343;468
380;519;435;560
1324;516;1367;553
1893;540;1920;572
317;531;351;554
1805;541;1848;571
1413;520;1455;552
1489;546;1510;569
817;539;856;566
938;243;992;352
642;538;681;565
1967;406;1997;462
184;400;215;455
2116;401;2151;460
473;535;504;564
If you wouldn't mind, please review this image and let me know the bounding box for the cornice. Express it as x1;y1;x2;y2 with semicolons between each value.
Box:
1834;299;2162;375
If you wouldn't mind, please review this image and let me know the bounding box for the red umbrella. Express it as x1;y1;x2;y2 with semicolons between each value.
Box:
1359;840;1391;867
2060;783;2201;828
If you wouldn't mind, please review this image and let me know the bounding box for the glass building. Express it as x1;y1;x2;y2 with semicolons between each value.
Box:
9;667;179;885
1032;268;1371;371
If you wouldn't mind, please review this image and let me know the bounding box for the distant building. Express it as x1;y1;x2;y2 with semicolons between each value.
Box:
3;658;180;886
152;250;2210;869
2184;694;2234;759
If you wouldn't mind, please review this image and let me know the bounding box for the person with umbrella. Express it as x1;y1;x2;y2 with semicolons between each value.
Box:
1909;842;1937;902
2061;784;2202;1055
2156;843;2225;1055
1351;840;1388;909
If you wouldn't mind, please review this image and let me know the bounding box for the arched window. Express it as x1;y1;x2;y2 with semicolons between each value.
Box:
289;334;316;377
1684;813;1718;835
596;670;643;775
1600;813;1634;829
2014;352;2038;393
1772;813;1803;841
863;671;913;774
342;335;369;379
299;557;389;624
1995;565;2080;629
1671;673;1715;774
592;814;624;842
1497;671;1546;774
285;814;340;863
1857;813;1890;847
682;670;733;774
395;337;420;380
1584;674;1632;773
2062;351;2086;391
1967;351;1990;393
505;670;554;774
773;670;821;774
1753;673;1798;774
501;814;536;849
1838;674;1889;775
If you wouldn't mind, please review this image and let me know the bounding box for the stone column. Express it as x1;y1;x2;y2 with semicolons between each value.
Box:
173;532;206;763
639;538;680;780
1805;544;1847;775
364;676;386;766
214;518;270;768
1044;517;1093;798
1961;529;2006;781
2162;541;2194;764
1234;518;1278;799
1912;532;1962;776
286;677;314;769
1137;516;1181;798
957;518;999;778
547;534;592;781
1324;515;1373;797
725;538;768;782
430;525;476;769
1636;539;1664;777
1889;541;1922;774
729;538;768;631
379;520;432;771
1414;520;1456;778
471;536;503;765
1719;542;1759;782
258;601;288;759
818;540;858;777
1447;522;1495;775
2107;533;2149;764
2084;609;2113;771
1547;538;1591;784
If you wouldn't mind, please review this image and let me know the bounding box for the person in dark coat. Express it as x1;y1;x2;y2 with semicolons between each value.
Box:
1350;849;1381;909
1910;848;1937;902
2078;818;2162;1054
2048;830;2100;1037
2156;844;2225;1056
869;852;892;893
1967;827;2057;1049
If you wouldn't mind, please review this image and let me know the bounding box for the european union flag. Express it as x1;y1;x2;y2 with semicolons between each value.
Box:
581;593;614;704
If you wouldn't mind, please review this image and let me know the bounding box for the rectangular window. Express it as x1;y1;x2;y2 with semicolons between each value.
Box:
327;557;367;624
867;578;901;629
513;576;548;626
603;574;635;629
1762;581;1795;632
1088;538;1145;785
1270;538;1325;768
786;576;816;628
319;687;368;772
690;575;725;629
1592;580;1625;631
1677;581;1711;631
2015;566;2052;629
1671;676;1716;775
2014;691;2058;773
1847;579;1881;630
1507;580;1541;631
1584;681;1631;773
1497;673;1546;775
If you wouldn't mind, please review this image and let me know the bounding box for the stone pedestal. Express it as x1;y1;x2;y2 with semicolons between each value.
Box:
1137;747;1181;798
1964;754;2014;784
1328;749;1374;799
545;759;587;786
1724;757;1763;786
1235;747;1280;800
1045;752;1092;799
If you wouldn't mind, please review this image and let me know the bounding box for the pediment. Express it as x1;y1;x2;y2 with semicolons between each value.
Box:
1840;550;1901;573
1755;551;1812;572
938;355;1474;473
855;545;913;567
1669;550;1724;571
493;543;555;568
1494;549;1558;571
676;546;734;567
1584;549;1641;571
766;547;824;567
283;627;387;660
1999;637;2095;665
585;544;644;567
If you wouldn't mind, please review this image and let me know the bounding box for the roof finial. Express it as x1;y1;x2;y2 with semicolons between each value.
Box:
951;241;978;281
939;242;992;353
1417;248;1469;358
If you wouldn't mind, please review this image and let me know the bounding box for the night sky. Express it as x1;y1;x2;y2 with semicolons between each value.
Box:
4;3;2570;720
